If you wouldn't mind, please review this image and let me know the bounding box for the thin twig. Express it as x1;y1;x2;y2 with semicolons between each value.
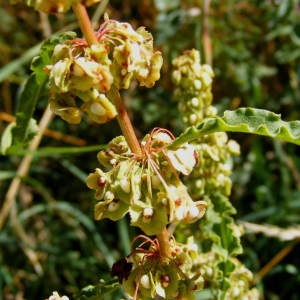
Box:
255;239;299;282
71;4;142;157
39;12;52;38
0;105;54;275
91;0;109;27
0;112;86;146
202;0;213;65
0;106;54;230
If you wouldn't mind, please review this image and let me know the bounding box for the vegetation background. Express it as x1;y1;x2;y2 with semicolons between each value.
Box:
1;0;300;299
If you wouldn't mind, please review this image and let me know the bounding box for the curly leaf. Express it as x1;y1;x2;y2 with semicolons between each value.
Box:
200;194;242;257
170;108;300;148
0;123;15;155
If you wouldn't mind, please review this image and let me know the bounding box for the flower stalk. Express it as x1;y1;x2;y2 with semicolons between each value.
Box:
107;86;142;156
157;227;171;258
72;2;98;45
71;4;142;156
71;3;171;261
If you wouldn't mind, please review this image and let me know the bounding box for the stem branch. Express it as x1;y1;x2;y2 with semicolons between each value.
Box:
202;0;212;65
157;227;171;258
255;239;299;282
72;4;170;257
72;3;98;45
107;87;142;155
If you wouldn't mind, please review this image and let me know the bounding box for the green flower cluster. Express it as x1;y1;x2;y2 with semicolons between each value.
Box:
173;49;215;126
10;0;102;13
123;237;204;300
172;49;240;198
190;133;240;197
47;18;163;124
47;41;116;124
172;49;258;298
102;19;163;89
196;253;259;300
86;129;206;235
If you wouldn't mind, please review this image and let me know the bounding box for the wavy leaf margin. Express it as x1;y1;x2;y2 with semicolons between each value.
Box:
170;108;300;148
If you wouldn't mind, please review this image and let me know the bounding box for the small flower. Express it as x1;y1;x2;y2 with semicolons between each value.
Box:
47;291;69;300
122;236;205;299
87;129;206;235
45;18;162;125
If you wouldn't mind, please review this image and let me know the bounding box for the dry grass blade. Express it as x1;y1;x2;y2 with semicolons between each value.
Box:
240;221;300;241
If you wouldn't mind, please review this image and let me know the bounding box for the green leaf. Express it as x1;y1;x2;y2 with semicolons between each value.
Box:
7;73;42;154
0;31;76;83
31;31;76;84
7;145;106;157
10;33;76;150
170;108;300;148
78;279;120;299
0;171;16;180
0;123;15;155
200;194;242;257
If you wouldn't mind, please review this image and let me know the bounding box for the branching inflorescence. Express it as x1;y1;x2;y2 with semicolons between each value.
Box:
10;1;262;299
172;49;259;299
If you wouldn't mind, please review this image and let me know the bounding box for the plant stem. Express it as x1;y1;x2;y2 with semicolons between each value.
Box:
202;0;212;65
72;3;170;257
72;3;142;156
72;2;98;45
157;227;171;258
107;87;142;155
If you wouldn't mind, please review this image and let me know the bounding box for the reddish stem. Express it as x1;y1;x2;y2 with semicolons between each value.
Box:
72;3;98;45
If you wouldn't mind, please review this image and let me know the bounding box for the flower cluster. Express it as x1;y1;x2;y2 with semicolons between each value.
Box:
190;133;240;197
172;49;258;298
86;128;206;235
47;292;69;300
172;49;240;197
11;0;102;13
47;41;116;124
172;49;215;126
196;253;259;300
46;18;163;124
119;236;204;300
102;20;163;89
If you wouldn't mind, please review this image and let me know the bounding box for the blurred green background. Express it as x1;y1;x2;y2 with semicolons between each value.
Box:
1;0;300;299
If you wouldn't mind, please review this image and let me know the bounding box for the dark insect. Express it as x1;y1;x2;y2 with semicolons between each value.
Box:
111;257;133;283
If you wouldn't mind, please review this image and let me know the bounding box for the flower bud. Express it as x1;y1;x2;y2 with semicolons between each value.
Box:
227;140;240;155
140;274;151;289
143;207;154;223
